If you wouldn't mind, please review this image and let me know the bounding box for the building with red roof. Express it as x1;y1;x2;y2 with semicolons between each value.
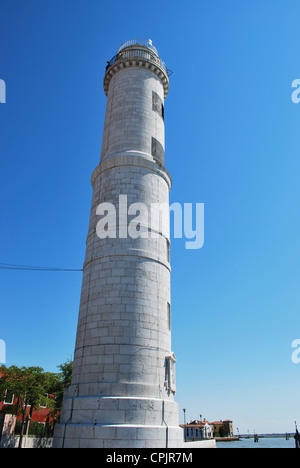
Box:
180;419;234;441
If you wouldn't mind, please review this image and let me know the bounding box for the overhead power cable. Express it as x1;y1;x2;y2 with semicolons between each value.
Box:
0;262;83;272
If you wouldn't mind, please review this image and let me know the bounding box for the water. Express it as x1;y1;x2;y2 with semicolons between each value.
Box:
217;437;295;449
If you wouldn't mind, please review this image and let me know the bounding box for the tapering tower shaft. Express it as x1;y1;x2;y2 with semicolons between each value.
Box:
53;40;183;448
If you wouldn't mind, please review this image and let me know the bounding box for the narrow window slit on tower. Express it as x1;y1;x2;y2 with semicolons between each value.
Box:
152;91;164;120
151;137;165;166
166;239;170;263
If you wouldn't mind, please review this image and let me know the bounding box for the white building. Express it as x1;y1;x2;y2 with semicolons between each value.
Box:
181;422;214;441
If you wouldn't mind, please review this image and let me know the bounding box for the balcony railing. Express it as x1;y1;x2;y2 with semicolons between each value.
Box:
117;39;159;56
107;47;169;76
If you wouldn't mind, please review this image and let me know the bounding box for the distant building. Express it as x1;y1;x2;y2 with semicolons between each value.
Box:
180;420;213;441
212;420;233;437
180;419;234;440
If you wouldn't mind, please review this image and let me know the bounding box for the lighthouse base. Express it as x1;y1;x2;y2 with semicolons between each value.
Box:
52;423;184;448
52;393;184;448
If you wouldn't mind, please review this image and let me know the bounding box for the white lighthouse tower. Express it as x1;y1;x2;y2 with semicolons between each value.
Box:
53;39;183;448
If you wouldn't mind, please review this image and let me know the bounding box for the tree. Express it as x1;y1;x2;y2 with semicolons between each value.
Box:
0;360;73;445
48;360;73;422
0;365;55;448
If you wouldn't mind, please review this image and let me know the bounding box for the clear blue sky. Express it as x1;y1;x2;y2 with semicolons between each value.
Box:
1;0;300;434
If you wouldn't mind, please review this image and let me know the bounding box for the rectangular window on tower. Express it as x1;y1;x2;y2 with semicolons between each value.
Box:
152;91;164;120
167;302;171;331
164;353;176;394
151;137;165;166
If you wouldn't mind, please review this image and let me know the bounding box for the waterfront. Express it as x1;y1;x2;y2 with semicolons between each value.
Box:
217;437;295;449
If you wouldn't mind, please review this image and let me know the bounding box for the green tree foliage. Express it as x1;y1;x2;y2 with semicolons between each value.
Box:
48;360;73;422
0;361;73;444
